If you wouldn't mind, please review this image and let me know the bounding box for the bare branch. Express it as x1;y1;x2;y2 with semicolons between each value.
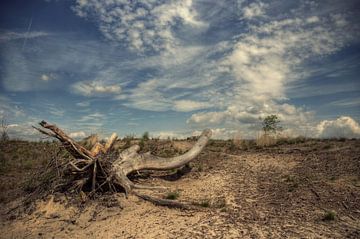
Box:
35;121;94;161
130;129;211;172
133;191;194;209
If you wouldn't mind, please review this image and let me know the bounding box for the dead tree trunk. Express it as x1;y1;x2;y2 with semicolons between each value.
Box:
34;121;212;208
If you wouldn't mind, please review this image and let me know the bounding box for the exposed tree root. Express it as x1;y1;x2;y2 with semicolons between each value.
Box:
133;191;194;210
32;120;212;208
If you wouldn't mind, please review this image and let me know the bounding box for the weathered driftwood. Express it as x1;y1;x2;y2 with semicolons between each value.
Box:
34;120;211;208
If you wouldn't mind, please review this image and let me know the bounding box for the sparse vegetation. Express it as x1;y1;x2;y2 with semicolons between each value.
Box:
323;210;336;221
283;175;299;192
254;115;284;147
142;131;150;141
1;118;9;141
123;134;136;148
140;131;150;149
199;200;210;207
165;191;180;200
0;133;359;238
196;164;203;172
261;114;282;135
256;134;277;147
322;144;332;149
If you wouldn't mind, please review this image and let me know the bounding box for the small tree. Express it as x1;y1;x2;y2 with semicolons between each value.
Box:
142;131;149;141
1;118;9;141
262;115;282;135
140;131;150;149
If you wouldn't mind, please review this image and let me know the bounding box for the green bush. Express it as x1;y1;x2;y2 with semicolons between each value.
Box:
165;191;179;200
323;210;336;221
199;200;210;207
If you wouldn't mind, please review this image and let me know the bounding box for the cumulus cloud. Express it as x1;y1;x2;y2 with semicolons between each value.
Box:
69;131;87;139
71;80;121;97
153;131;187;139
188;103;313;127
41;74;50;81
72;0;207;53
192;128;238;140
317;116;360;138
153;128;237;140
224;15;351;101
187;2;357;134
40;73;56;81
242;2;267;19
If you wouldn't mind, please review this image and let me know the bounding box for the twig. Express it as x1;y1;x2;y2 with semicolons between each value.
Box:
69;161;94;172
92;160;97;192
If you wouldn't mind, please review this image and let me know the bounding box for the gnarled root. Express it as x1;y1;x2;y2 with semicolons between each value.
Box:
33;120;212;208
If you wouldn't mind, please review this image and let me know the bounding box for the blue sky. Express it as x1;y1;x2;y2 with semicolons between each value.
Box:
0;0;360;140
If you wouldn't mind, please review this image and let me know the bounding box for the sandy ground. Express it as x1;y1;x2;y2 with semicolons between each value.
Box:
1;140;359;238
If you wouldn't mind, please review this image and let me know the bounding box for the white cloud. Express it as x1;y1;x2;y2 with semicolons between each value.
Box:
75;112;106;133
40;74;56;81
186;4;356;134
71;80;121;97
328;98;360;108
41;74;50;81
187;111;227;124
192;128;238;140
224;15;350;102
76;101;90;107
188;103;313;125
77;112;105;122
242;2;267;19
121;43;227;111
187;102;315;138
49;108;65;117
69;131;87;138
153;131;188;139
124;79;171;111
0;95;26;119
173;100;211;112
306;16;319;24
8;124;19;128
0;31;49;42
317;116;360;138
72;0;207;53
5;122;42;141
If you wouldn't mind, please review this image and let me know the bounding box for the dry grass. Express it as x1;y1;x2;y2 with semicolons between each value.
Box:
256;134;278;147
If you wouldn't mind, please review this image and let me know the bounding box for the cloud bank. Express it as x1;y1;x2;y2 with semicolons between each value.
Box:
317;116;360;138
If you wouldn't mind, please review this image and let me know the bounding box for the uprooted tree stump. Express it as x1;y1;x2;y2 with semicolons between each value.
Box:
33;121;212;209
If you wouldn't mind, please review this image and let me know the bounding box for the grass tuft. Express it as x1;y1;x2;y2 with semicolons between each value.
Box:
323;210;336;221
165;191;179;200
199;200;210;207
